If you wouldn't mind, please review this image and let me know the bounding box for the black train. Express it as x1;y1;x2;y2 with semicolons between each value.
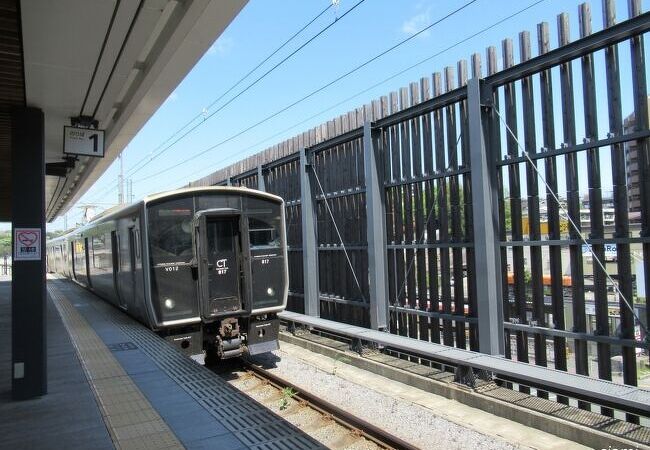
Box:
47;187;288;361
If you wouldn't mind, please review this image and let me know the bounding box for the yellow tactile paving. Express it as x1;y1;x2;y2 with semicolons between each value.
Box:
48;284;184;450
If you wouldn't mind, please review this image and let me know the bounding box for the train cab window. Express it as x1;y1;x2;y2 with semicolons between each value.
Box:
244;197;283;249
213;220;235;252
248;217;280;248
148;198;194;264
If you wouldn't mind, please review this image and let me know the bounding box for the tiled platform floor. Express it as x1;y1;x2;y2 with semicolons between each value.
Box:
0;276;114;450
1;276;323;450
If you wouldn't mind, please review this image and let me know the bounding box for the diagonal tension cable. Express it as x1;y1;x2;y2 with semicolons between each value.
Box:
311;166;367;303
492;106;648;339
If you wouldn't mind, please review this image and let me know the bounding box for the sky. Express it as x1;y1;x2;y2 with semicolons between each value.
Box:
28;0;650;231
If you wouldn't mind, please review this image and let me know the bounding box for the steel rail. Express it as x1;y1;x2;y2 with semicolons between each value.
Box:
240;359;419;450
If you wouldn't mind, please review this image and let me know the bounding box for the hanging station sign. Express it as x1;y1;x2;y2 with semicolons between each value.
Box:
63;126;105;157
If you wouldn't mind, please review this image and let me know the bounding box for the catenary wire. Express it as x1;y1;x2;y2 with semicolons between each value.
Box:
90;0;542;201
127;0;365;178
125;2;335;177
163;0;547;191
92;0;546;199
132;0;480;183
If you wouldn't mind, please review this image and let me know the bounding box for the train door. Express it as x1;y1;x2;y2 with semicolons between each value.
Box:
128;227;137;300
70;241;77;280
64;243;71;277
84;237;92;287
116;226;137;310
195;212;248;318
111;231;126;309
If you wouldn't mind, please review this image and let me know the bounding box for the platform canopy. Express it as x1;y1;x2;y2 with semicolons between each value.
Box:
0;0;247;222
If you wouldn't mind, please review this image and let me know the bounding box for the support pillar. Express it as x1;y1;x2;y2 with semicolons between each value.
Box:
11;106;47;399
257;165;266;191
363;121;389;330
299;147;319;316
467;79;505;355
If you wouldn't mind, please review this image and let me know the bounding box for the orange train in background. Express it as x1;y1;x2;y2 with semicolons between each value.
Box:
506;272;573;287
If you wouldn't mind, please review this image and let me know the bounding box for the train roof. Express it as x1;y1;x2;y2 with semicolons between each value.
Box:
142;186;282;205
48;186;283;244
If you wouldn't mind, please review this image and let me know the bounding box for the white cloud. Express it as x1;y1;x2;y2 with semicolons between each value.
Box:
207;37;234;56
401;8;431;38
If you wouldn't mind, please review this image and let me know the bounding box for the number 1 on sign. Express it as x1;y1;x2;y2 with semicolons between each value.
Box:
88;134;98;153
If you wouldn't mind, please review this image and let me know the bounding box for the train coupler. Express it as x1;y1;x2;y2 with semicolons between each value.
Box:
214;317;242;359
216;336;243;359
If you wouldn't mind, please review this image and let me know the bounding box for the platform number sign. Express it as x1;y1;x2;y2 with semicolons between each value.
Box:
14;228;41;261
63;126;105;157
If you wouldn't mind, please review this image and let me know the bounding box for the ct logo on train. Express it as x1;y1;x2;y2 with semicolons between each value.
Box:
216;259;229;275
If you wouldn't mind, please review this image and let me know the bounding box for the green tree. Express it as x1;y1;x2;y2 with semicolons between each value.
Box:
46;230;66;240
0;231;11;257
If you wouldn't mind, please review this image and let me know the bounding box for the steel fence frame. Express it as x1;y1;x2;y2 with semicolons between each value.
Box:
191;0;650;420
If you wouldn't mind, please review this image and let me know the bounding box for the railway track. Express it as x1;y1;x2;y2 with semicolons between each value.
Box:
215;359;419;450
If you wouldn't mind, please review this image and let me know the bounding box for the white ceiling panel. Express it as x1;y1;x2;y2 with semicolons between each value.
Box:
18;0;247;221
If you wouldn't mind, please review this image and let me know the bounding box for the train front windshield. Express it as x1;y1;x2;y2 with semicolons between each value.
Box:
241;197;285;311
148;197;198;322
147;192;286;323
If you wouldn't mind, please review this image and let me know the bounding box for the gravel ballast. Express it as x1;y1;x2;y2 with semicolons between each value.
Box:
250;344;527;450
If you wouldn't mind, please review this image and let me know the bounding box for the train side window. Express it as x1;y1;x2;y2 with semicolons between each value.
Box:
75;239;85;272
93;234;105;268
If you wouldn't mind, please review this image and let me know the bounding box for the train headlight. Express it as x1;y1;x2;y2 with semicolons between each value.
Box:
164;298;175;310
266;287;275;296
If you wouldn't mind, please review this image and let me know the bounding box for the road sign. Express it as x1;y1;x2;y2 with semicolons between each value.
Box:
14;228;41;261
63;126;105;157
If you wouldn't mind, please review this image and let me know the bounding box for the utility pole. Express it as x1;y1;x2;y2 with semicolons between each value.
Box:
118;153;124;205
127;179;133;204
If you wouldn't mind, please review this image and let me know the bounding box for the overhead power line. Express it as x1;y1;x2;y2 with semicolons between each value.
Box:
132;0;480;183
64;0;549;230
126;2;335;177
126;0;359;178
180;0;547;184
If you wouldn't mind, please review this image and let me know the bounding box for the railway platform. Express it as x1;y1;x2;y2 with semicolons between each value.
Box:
0;275;322;450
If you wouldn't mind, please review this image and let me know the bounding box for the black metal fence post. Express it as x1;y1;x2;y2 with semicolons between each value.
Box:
257;165;266;192
364;121;389;331
300;147;320;317
467;78;504;355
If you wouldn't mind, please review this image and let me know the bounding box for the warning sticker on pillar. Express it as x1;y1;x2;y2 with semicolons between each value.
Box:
14;228;41;261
